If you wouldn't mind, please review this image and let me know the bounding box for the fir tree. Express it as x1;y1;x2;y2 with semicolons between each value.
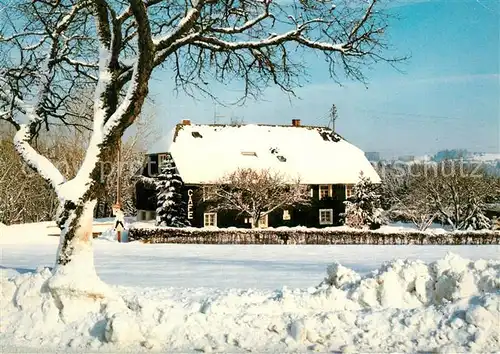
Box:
343;172;386;230
465;201;492;230
155;154;190;227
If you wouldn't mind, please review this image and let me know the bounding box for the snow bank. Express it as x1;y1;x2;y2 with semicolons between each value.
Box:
0;221;54;244
322;252;500;309
1;253;499;352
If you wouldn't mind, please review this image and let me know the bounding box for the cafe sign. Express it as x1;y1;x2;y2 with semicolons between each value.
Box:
187;189;194;219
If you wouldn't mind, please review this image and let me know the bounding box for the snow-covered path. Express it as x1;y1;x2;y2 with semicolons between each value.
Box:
1;223;499;290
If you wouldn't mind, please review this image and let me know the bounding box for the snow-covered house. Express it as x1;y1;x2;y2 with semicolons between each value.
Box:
135;119;380;228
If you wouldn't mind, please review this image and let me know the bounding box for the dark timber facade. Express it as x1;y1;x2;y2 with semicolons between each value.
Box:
135;153;354;228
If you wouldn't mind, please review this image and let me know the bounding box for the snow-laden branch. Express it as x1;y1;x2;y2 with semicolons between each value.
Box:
294;37;347;53
0;31;46;41
152;1;204;51
22;36;50;51
74;0;155;199
211;9;271;34
349;0;377;40
55;1;92;35
13;112;66;194
0;48;67;194
194;28;347;53
102;61;139;135
58;57;99;69
195;30;298;50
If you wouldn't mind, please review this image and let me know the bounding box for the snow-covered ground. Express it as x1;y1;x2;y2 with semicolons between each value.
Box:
1;222;497;289
1;222;499;352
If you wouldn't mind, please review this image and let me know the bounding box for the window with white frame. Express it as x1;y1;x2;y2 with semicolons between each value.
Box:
345;184;354;199
283;210;291;220
319;185;331;200
204;213;217;227
319;209;333;225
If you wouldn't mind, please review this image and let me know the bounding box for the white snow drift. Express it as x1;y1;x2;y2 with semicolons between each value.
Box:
1;253;499;353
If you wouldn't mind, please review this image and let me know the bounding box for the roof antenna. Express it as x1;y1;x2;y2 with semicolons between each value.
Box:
328;104;338;132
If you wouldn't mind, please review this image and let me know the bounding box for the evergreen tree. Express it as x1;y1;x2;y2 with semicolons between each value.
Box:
343;172;386;230
465;201;492;230
155;154;190;227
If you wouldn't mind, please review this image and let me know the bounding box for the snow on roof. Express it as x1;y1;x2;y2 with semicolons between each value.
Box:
147;123;380;185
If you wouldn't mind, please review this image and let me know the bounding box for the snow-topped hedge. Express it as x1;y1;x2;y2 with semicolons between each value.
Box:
128;225;499;245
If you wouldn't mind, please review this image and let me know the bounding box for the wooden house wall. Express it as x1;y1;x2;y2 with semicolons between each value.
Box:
136;153;350;228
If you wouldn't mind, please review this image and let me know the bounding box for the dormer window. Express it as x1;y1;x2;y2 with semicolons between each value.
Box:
158;153;169;168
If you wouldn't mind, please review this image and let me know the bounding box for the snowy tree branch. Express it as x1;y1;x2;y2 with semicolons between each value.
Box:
206;168;310;227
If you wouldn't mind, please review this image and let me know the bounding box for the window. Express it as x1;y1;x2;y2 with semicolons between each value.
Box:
319;209;333;225
319;185;331;200
158;153;169;168
345;184;354;199
259;214;268;228
204;213;217;227
283;210;291;220
202;185;214;201
246;215;268;228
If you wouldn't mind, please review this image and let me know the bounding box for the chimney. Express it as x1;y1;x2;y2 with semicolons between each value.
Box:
181;119;191;125
291;119;301;127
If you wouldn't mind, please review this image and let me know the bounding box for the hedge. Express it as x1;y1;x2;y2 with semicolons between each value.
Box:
128;226;500;245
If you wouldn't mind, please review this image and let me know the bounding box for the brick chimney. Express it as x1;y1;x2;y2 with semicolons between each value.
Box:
291;119;301;127
181;119;191;125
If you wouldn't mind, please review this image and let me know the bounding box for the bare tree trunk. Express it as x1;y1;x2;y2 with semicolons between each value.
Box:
251;213;260;229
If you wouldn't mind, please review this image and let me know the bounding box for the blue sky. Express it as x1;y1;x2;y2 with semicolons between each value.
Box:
146;0;499;158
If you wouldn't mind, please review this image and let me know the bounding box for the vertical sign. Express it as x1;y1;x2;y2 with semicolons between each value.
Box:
187;189;194;219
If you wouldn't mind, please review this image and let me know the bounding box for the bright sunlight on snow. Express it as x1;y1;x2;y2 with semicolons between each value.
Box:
1;222;499;353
